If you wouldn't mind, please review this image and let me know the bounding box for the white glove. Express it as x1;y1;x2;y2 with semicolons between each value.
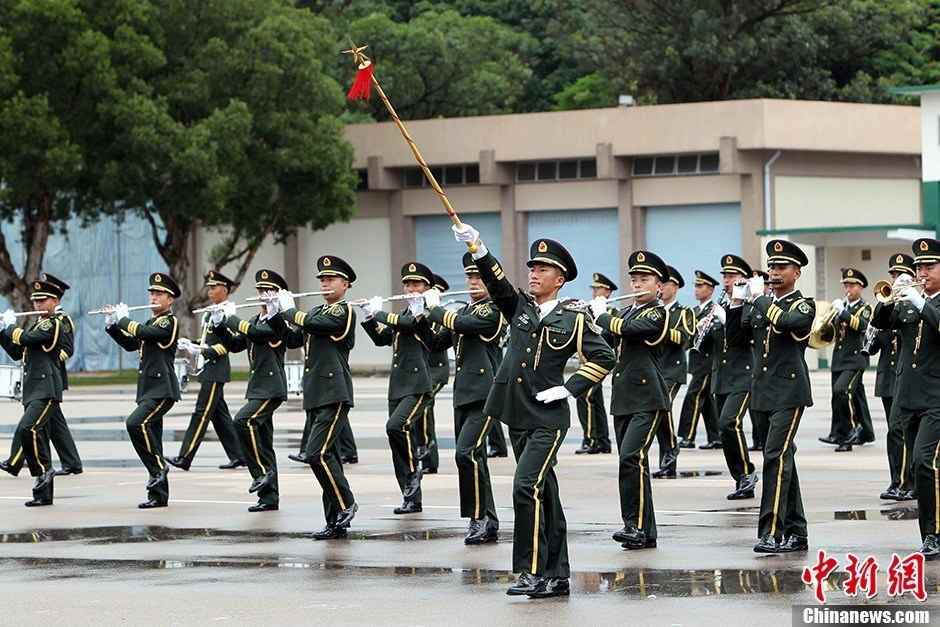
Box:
261;291;281;319
712;305;726;324
590;296;607;319
1;309;15;329
535;385;572;404
893;274;913;290
899;286;926;311
747;275;764;299
731;282;748;301
832;298;845;313
114;302;129;322
452;223;487;258
359;296;383;320
104;311;116;327
209;305;225;326
408;295;425;317
221;301;237;318
277;289;295;312
423;288;441;309
177;338;199;356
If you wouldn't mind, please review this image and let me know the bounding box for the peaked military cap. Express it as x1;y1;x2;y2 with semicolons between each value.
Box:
30;272;70;301
204;270;235;290
317;255;356;283
148;272;181;297
628;250;668;281
840;267;868;287
401;261;434;286
889;253;916;277
753;270;770;282
462;252;479;275
432;273;449;292
666;265;685;288
527;238;578;281
254;269;288;291
694;270;719;288
589;272;618;292
766;239;809;267
720;254;752;276
913;238;940;265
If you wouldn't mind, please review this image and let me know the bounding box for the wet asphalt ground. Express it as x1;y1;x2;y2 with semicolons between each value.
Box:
0;371;935;625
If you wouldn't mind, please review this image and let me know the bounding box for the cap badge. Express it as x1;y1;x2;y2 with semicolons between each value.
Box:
847;269;854;277
774;241;784;252
725;255;733;265
33;282;40;290
323;257;332;267
154;274;162;283
261;271;269;280
921;240;929;252
897;254;904;263
408;263;416;272
636;252;646;263
537;241;548;253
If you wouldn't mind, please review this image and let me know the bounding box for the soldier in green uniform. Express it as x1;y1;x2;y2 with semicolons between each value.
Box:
454;223;615;599
590;251;670;549
677;271;721;450
416;273;451;474
211;269;293;512
0;274;82;478
271;255;359;539
0;275;73;506
728;240;814;554
822;268;875;452
360;262;435;514
168;270;246;471
574;272;617;455
425;252;508;544
651;266;692;478
867;253;914;500
747;270;772;450
872;238;940;559
106;272;181;508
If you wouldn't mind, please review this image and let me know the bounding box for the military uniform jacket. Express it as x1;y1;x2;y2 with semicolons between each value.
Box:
428;323;450;388
216;314;288;400
830;299;872;372
270;302;355;409
108;312;181;403
688;301;716;376
596;301;671;415
362;309;433;401
872;296;940;412
195;311;232;383
710;304;755;395
866;328;899;398
0;315;67;405
661;302;692;386
427;298;506;408
475;252;616;430
55;311;74;390
729;292;814;412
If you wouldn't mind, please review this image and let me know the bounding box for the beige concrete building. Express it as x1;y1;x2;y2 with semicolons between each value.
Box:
196;99;925;368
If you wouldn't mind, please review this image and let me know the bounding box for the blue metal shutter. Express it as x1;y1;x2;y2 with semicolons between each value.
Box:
414;213;502;291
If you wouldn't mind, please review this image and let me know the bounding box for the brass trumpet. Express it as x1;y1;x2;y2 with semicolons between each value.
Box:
873;278;927;304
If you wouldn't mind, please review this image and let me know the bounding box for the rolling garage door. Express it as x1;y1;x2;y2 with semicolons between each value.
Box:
645;203;742;304
527;208;619;300
414;213;502;291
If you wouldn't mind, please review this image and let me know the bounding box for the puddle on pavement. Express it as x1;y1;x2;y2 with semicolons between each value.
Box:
833;507;918;521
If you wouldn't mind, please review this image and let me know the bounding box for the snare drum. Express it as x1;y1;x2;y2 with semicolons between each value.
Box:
0;364;22;400
285;361;303;396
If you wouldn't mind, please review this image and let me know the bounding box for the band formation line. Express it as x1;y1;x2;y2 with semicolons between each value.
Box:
2;226;940;599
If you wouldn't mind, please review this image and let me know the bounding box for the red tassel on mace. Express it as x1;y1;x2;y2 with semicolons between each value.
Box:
347;62;374;101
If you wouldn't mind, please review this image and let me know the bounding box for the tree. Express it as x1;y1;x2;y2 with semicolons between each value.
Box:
97;0;357;325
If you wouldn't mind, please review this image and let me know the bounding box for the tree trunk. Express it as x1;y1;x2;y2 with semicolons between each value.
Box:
0;198;53;312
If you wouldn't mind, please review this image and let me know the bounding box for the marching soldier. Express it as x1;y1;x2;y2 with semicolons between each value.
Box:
0;274;82;478
574;272;617;455
454;223;615;599
416;273;451;474
677;271;721;451
211;269;293;512
425;252;507;544
106;272;181;508
820;268;874;452
729;240;814;554
0;275;73;506
868;253;914;500
651;266;692;478
272;256;359;538
748;270;772;449
590;251;670;549
168;271;246;471
360;262;435;514
872;238;940;559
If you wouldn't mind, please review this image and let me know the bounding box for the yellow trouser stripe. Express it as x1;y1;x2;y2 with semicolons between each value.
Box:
638;411;660;529
30;401;54;474
770;408;801;537
688;374;709;439
320;405;347;511
402;395;425;473
471;415;494;519
585;387;594;440
247;400;271;474
932;437;940;534
186;383;217;456
733;393;751;473
531;429;563;575
141;399;167;471
845;370;861;429
11;446;23;465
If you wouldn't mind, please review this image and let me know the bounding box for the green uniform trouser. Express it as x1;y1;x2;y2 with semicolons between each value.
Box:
304;403;355;526
677;372;719;443
126;398;175;504
7;404;81;474
19;400;58;502
716;391;755;480
576;384;611;450
749;408;768;448
829;369;874;442
615;410;664;539
757;407;807;540
336;421;357;459
176;381;244;464
509;426;568;578
885;398;912;491
235;398;283;506
387;394;427;504
654;383;681;470
488;419;508;455
454;401;498;522
910;408;940;539
415;380;445;471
